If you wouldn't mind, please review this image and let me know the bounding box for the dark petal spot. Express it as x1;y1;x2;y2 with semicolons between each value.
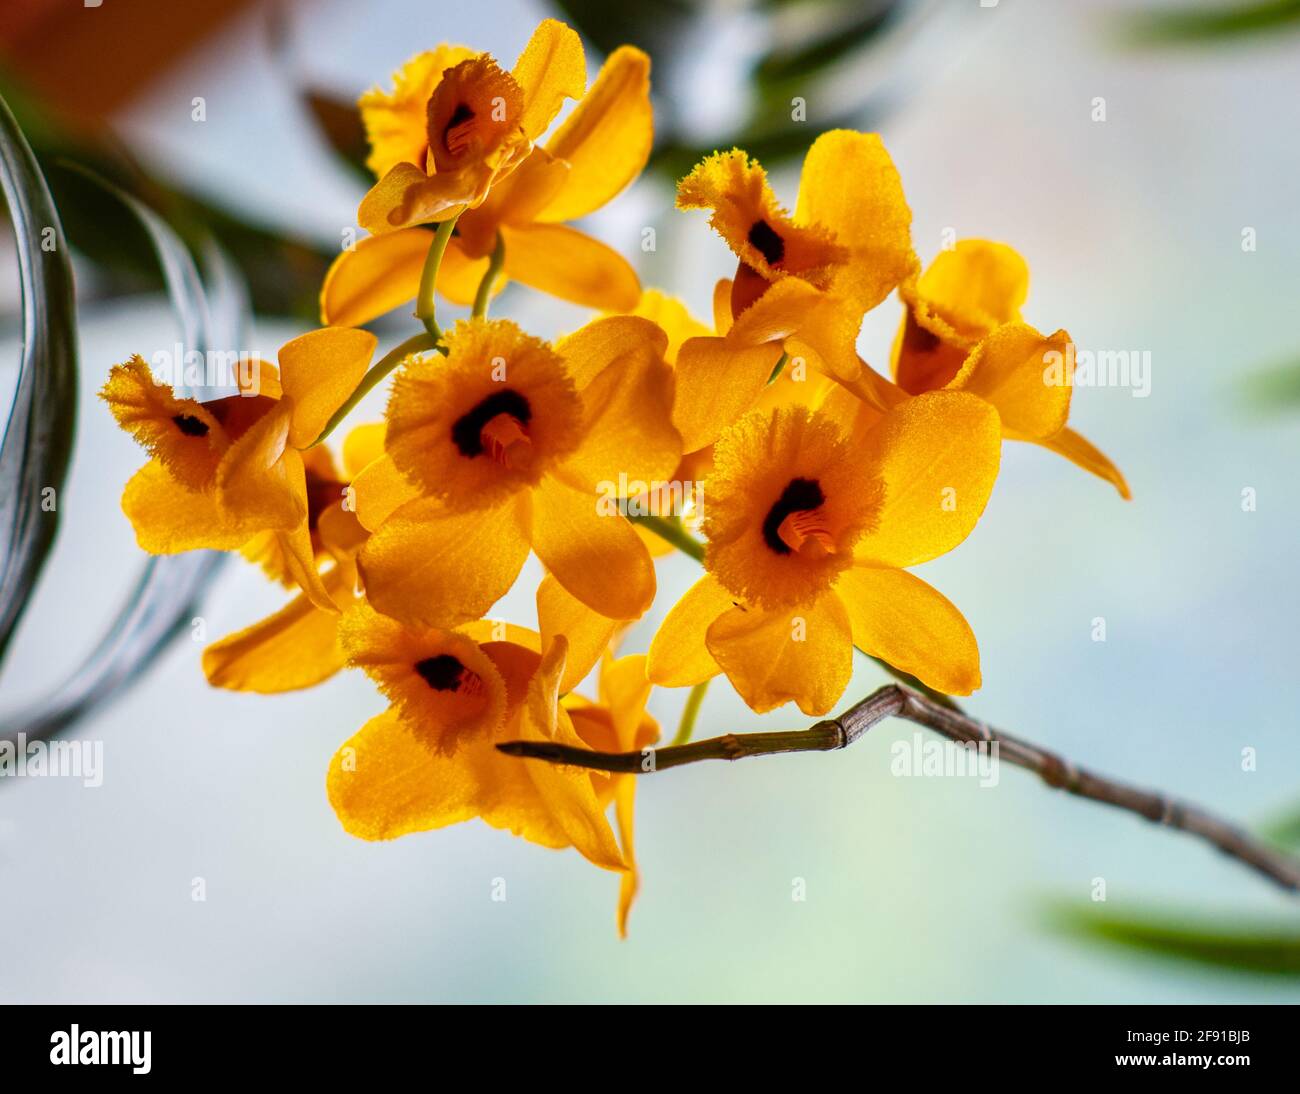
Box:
304;469;347;532
415;654;465;691
762;478;825;555
748;219;785;266
172;413;209;437
451;389;532;457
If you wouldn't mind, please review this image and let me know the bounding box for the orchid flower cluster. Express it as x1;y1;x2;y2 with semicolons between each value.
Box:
101;19;1126;935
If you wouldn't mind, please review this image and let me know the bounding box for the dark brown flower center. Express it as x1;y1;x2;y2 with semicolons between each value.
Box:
172;413;209;437
762;478;825;555
452;389;532;457
304;468;347;532
748;219;785;265
415;654;467;691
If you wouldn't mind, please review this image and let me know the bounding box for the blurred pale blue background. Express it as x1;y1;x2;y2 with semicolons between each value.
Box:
2;0;1299;1002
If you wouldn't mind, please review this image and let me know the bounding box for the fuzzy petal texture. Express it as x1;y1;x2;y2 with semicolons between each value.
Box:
906;239;1028;346
949;323;1072;440
539;46;652;223
319;229;431;328
835;566;981;695
278;327;377;448
531;475;655;621
705;594;852;716
647;574;733;687
853;391;1001;569
501;222;640;311
351;453;421;532
359;494;532;629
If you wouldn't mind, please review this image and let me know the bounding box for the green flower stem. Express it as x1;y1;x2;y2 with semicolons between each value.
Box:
309;332;433;447
672;680;709;746
768;351;789;383
472;231;506;319
629;514;704;562
414;215;460;341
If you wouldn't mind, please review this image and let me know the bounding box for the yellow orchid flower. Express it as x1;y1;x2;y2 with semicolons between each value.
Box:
324;21;651;323
648;392;1001;714
562;652;659;937
326;607;629;878
847;239;1130;498
667;132;918;453
101;327;379;610
200;423;386;694
354;316;680;628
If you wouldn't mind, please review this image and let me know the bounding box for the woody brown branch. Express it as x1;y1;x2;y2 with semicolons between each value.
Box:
498;684;1300;894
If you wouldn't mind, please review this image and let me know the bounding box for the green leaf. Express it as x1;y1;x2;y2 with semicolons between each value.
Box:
0;91;78;669
1241;359;1300;411
1048;903;1300;976
1119;0;1300;46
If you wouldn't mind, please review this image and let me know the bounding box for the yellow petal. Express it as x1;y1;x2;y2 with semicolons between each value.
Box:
907;239;1028;345
513;637;627;870
501;222;640;310
203;565;355;693
486;147;571;227
537;574;620;693
673;336;782;453
531;475;655;620
358;494;532;629
555;314;663;389
705;594;852;716
341;422;385;480
278;327;377;449
853;390;1002;568
712;278;733;335
795;129;917;313
834;566;980;695
328;708;571;845
598;653;655;750
950;323;1072;440
358;161;476;234
538;46;652;223
274;515;341;613
727;275;825;346
646;574;731;687
628;289;711;364
891;306;970;395
512;18;586;141
351;453;421;532
319;228;430;328
121;460;252;553
559;326;681;491
437;237;494;306
215;402;304;532
614;777;639;937
1033;426;1132;500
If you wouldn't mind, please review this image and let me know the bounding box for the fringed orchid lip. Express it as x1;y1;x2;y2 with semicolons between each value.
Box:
451;387;535;469
762;478;837;558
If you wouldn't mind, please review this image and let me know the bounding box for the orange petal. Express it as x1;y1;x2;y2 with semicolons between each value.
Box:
531;475;655;621
538;46;652;223
705;594;852;716
501;222;640;310
215;402;304;533
351;453;420;532
646;574;732;687
537;573;621;693
673;336;782;453
950;323;1073;440
358;494;532;628
1032;426;1131;500
834;566;981;695
203;565;356;693
278;327;377;449
512;18;586;141
319;228;431;327
121;460;252;553
853;390;1002;569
